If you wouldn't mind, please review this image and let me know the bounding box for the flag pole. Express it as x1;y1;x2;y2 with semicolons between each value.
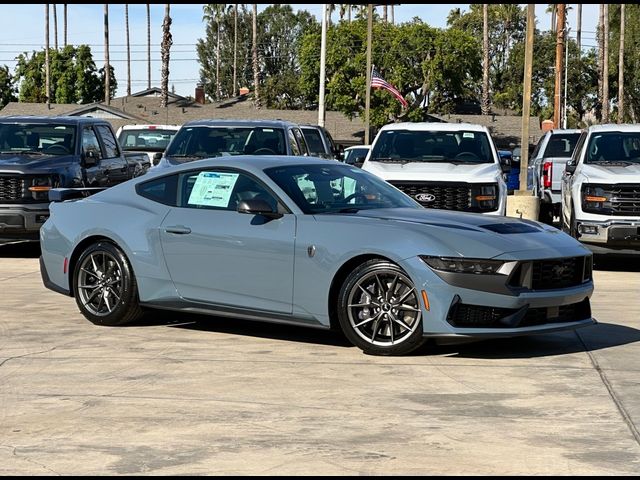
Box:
364;4;373;145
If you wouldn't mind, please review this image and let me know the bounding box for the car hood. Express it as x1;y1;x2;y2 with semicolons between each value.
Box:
363;160;500;182
0;153;75;173
323;207;590;260
582;163;640;183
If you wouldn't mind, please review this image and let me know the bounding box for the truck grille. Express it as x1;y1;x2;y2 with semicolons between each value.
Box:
388;181;473;211
0;176;26;201
609;184;640;216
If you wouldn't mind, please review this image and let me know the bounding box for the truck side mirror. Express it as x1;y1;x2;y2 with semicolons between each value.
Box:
499;157;511;173
353;156;366;168
83;150;99;167
565;159;577;174
152;152;162;166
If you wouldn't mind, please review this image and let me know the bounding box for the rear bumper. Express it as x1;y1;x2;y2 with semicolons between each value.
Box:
39;255;70;296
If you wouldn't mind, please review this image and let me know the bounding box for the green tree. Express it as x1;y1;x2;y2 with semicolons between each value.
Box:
0;65;17;108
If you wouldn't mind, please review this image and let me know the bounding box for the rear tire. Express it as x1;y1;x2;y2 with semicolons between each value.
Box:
337;259;426;356
73;241;144;326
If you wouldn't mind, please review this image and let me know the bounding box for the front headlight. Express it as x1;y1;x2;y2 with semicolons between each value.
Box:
420;256;512;275
581;184;612;214
470;184;498;212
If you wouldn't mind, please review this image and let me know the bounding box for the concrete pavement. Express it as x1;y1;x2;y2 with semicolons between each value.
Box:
1;242;639;475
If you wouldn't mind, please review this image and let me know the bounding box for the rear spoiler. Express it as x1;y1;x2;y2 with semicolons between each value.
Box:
49;187;107;202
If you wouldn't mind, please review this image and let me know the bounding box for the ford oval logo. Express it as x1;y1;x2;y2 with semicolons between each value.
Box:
415;193;436;203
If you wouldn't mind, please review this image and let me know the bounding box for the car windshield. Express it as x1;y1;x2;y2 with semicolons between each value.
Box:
585;132;640;164
118;128;177;152
369;129;494;164
344;147;370;164
264;163;421;214
0;123;76;156
165;125;287;163
542;133;581;158
302;128;329;157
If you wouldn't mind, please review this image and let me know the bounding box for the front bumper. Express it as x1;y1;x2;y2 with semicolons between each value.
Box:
576;218;640;252
0;203;50;240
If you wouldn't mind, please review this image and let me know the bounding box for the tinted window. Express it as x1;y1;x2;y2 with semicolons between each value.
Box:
82;127;102;160
344;147;370;164
288;129;301;156
119;128;178;152
179;169;278;212
543;133;581;158
370;129;494;164
165;126;287;163
264;163;420;214
585;131;640;164
0;123;76;155
293;128;308;155
302;128;327;156
137;174;178;206
96;125;119;159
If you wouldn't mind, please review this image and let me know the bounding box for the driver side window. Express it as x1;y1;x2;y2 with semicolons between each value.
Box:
82;127;102;160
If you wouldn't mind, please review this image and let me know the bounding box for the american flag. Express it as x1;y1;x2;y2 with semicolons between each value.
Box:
370;66;408;108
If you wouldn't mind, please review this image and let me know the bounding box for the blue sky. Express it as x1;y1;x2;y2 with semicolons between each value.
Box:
0;4;600;99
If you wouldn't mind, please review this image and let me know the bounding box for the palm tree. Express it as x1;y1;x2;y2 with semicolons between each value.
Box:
576;4;582;51
125;4;131;96
482;4;490;115
203;4;225;101
53;4;58;50
104;4;110;105
147;3;151;89
598;4;604;114
233;3;238;97
391;5;394;25
603;3;609;123
339;4;347;22
63;4;67;47
252;3;260;108
160;4;172;108
618;4;625;123
45;4;50;107
383;5;388;23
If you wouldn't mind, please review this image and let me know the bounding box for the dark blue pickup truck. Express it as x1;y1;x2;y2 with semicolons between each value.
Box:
0;116;150;242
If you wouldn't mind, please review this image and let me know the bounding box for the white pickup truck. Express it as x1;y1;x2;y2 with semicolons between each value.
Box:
561;124;640;255
362;123;509;215
529;129;582;224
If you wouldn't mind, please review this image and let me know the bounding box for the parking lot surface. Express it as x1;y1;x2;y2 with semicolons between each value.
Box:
1;242;639;475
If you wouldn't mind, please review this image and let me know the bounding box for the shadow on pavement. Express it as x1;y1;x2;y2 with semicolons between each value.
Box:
0;241;41;258
593;255;640;272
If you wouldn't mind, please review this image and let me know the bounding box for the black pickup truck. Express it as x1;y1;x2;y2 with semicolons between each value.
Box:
0;116;150;242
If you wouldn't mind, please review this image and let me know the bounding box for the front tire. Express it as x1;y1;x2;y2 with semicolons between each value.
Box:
337;259;426;356
73;241;143;326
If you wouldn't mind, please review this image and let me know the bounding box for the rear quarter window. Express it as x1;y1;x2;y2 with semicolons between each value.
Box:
136;175;178;206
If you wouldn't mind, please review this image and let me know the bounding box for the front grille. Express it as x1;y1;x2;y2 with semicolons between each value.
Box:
531;257;583;290
609;185;640;216
389;181;472;211
0;176;26;201
447;298;591;328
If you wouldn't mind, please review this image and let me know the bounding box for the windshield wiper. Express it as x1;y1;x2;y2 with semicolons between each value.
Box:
18;150;46;155
167;154;206;158
370;157;412;164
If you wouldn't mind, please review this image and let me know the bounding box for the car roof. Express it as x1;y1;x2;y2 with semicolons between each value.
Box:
119;124;180;130
377;122;490;133
345;145;370;150
0;116;109;126
180;119;300;129
586;124;640;133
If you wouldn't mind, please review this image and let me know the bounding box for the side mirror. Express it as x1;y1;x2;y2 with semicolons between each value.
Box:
353;156;366;168
565;159;577;174
83;150;99;167
237;198;283;219
499;158;511;173
152;152;163;166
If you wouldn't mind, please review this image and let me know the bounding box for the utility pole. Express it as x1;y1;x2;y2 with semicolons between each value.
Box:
318;4;328;127
563;27;569;128
603;3;609;123
618;4;625;124
45;4;50;109
553;4;565;129
520;4;535;193
364;4;373;144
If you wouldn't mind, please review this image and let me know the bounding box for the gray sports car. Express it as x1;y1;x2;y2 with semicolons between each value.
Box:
39;156;595;356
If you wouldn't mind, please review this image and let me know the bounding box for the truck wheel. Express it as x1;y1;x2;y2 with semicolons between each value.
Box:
73;241;144;326
539;203;554;225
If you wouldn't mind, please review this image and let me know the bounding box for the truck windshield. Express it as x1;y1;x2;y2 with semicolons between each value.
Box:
302;128;330;158
165;126;287;163
119;129;178;152
369;130;494;164
542;133;581;158
585;132;640;164
0;123;76;156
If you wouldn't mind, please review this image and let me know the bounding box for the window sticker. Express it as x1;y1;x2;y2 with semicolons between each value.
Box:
463;132;475;139
188;171;239;208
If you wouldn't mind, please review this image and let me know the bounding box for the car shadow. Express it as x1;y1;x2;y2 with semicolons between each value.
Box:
416;322;640;359
0;241;41;258
594;255;640;272
129;309;354;349
130;310;638;358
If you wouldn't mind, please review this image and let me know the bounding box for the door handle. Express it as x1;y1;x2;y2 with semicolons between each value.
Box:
165;226;192;235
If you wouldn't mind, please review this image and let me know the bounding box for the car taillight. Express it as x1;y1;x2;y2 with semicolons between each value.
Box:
543;161;552;188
